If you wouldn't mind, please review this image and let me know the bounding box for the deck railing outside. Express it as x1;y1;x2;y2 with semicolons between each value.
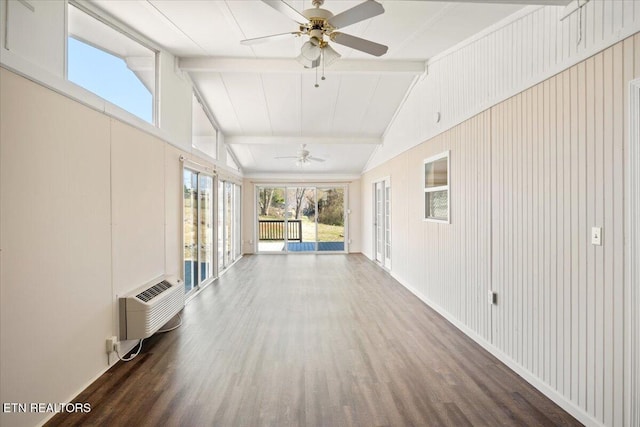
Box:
258;219;303;242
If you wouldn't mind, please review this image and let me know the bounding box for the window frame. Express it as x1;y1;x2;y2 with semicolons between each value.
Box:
423;150;450;223
66;0;159;126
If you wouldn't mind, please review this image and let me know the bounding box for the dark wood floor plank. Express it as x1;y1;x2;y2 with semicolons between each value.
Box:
47;254;582;427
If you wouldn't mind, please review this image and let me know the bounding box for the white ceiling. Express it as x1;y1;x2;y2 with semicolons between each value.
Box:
90;0;559;176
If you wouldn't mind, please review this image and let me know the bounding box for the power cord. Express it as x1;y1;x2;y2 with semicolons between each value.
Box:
115;313;182;362
116;339;144;362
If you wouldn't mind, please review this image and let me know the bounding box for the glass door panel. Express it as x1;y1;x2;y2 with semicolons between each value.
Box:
374;182;383;263
198;175;214;282
384;182;391;269
316;188;345;252
184;169;198;293
234;184;242;259
286;187;316;252
224;182;233;267
217;180;224;272
257;187;286;252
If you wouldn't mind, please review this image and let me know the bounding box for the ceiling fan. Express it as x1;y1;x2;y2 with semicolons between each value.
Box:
275;144;326;166
241;0;388;76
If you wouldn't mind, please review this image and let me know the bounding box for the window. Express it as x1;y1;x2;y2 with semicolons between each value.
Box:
192;92;217;159
67;2;157;123
424;151;450;222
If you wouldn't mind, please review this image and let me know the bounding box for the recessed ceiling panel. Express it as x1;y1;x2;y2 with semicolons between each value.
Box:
221;73;272;135
92;0;201;53
330;74;381;136
148;0;246;56
300;72;341;136
261;73;302;136
359;74;416;135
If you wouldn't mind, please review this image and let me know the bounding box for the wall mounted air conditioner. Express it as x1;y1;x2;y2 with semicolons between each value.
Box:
119;276;185;340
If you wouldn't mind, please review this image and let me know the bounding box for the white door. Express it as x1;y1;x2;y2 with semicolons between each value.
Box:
384;180;391;269
374;179;390;268
374;182;384;263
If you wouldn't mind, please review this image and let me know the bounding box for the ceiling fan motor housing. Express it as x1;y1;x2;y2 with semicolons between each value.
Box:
302;7;334;39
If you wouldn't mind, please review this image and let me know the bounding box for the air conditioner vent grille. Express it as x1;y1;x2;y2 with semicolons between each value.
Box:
136;280;172;302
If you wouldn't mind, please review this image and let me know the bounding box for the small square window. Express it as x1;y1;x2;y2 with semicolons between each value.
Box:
424;151;450;222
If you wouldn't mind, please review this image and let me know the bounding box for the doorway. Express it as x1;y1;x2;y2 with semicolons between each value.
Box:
256;185;346;253
373;178;391;270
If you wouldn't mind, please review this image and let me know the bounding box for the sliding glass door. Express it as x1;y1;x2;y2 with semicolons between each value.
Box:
257;187;286;252
256;185;346;253
373;178;391;269
316;188;345;252
286;187;315;252
218;179;241;272
183;168;214;295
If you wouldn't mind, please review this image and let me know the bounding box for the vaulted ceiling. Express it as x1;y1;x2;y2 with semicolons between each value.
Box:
90;0;569;176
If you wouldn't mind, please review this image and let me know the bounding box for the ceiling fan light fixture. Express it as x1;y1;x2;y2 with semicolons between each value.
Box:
301;38;321;61
322;44;341;66
296;53;320;68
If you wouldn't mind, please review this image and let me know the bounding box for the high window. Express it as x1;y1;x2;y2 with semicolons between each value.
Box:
67;2;157;124
424;151;450;222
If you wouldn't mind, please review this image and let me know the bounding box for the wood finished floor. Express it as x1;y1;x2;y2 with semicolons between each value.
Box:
48;254;581;427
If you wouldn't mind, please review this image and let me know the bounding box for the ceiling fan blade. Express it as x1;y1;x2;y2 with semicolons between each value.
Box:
328;0;384;30
274;156;299;159
241;32;300;45
330;32;388;57
308;157;326;162
261;0;308;25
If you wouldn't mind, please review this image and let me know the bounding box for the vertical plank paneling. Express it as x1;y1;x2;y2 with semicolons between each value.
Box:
593;51;605;423
532;84;549;378
569;62;580;406
585;55;596;415
547;75;557;388
601;45;614;427
561;67;572;399
577;59;588;409
617;35;635;427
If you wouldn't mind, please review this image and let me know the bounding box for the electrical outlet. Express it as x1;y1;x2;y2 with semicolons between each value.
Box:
488;291;497;305
106;336;118;353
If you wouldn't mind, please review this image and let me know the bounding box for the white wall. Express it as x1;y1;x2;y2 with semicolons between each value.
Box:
361;33;640;427
0;69;110;427
0;63;245;427
4;0;65;76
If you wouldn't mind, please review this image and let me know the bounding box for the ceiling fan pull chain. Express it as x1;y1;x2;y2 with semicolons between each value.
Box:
315;63;319;88
321;49;326;81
